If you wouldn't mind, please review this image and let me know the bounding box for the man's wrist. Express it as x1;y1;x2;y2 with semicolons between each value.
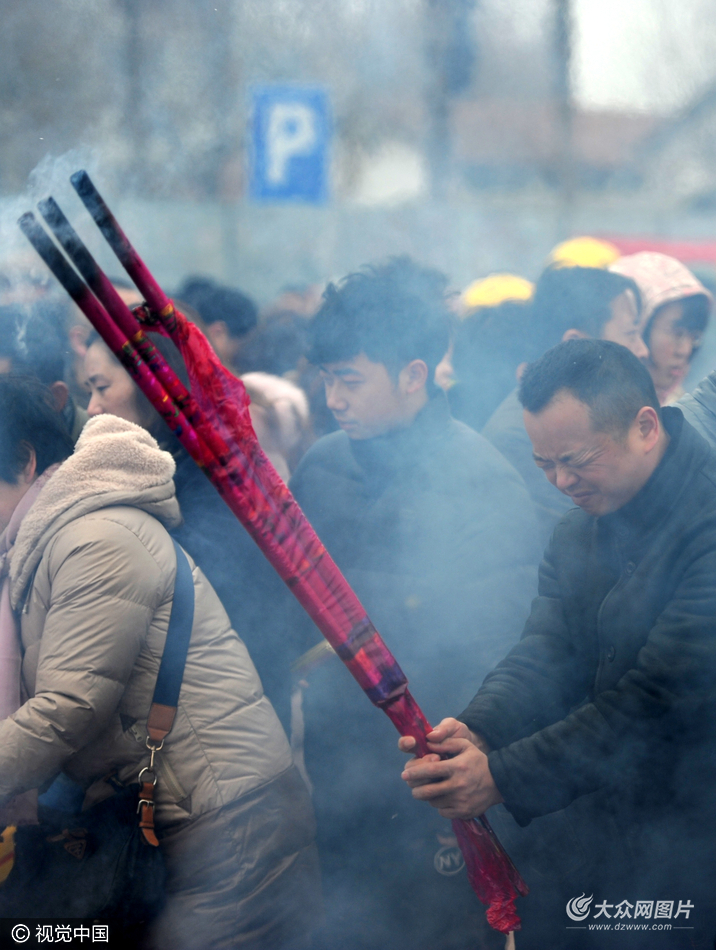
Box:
465;727;491;755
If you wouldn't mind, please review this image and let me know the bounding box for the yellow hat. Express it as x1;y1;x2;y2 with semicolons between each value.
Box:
548;236;621;269
461;273;534;313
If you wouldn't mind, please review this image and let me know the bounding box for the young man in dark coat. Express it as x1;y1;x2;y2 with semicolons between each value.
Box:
482;266;647;544
290;257;541;950
402;339;716;949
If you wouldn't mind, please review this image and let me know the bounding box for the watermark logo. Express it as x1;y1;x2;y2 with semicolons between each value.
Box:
433;845;465;876
565;897;695;932
566;894;594;921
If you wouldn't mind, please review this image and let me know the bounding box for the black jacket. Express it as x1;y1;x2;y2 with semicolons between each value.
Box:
291;394;542;723
170;449;295;731
461;408;716;834
289;395;541;950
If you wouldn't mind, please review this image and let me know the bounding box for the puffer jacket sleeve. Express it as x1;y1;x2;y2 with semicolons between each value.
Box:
678;373;716;448
0;516;168;804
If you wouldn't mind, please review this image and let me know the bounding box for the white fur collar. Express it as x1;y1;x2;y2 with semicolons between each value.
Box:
10;415;180;608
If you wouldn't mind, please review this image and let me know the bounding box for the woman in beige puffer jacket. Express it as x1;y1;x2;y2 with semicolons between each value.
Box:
0;381;320;949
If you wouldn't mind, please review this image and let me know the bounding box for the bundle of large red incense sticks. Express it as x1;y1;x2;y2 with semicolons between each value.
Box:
19;173;528;934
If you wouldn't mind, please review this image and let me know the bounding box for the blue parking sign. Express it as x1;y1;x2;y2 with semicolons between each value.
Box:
250;85;330;203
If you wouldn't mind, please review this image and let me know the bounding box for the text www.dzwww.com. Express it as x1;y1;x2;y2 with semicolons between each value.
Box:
587;923;673;931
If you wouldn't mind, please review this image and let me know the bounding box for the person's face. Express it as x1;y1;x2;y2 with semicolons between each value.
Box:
434;342;454;392
205;321;241;369
0;452;37;535
85;342;146;426
524;391;661;517
600;289;649;360
319;352;427;440
646;301;700;399
0;478;32;535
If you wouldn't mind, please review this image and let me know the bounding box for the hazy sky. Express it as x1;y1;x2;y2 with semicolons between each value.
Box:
573;0;716;114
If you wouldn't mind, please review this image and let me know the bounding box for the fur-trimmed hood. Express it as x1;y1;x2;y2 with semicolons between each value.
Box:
610;252;713;333
10;414;179;608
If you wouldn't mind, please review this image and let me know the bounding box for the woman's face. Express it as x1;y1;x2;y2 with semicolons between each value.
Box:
0;451;37;535
0;478;32;534
647;301;700;401
85;342;146;426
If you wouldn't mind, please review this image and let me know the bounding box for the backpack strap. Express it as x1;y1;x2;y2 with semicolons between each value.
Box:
138;540;195;845
147;540;195;746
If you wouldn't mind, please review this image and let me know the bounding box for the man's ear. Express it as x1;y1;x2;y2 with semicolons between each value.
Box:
400;359;429;394
635;405;661;450
49;381;69;413
561;328;590;342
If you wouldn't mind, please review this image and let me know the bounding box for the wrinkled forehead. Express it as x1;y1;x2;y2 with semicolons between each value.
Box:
523;391;608;460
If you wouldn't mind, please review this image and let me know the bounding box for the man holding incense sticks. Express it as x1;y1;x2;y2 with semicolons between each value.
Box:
290;257;541;950
401;339;716;949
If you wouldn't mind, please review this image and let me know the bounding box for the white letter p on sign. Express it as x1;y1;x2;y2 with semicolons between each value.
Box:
266;103;317;185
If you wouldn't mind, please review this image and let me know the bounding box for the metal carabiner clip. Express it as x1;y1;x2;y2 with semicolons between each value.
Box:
137;766;158;786
144;736;164;772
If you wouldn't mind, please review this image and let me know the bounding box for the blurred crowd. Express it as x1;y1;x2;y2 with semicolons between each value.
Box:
1;233;716;950
4;235;712;497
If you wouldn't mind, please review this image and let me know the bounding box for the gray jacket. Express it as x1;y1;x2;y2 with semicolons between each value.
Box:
678;370;716;448
482;388;573;546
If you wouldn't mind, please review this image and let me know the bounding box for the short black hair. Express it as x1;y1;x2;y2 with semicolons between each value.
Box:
531;266;642;353
519;338;660;436
87;329;189;388
451;299;538;430
12;306;69;387
175;277;258;339
308;256;450;389
237;310;309;376
0;375;73;482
